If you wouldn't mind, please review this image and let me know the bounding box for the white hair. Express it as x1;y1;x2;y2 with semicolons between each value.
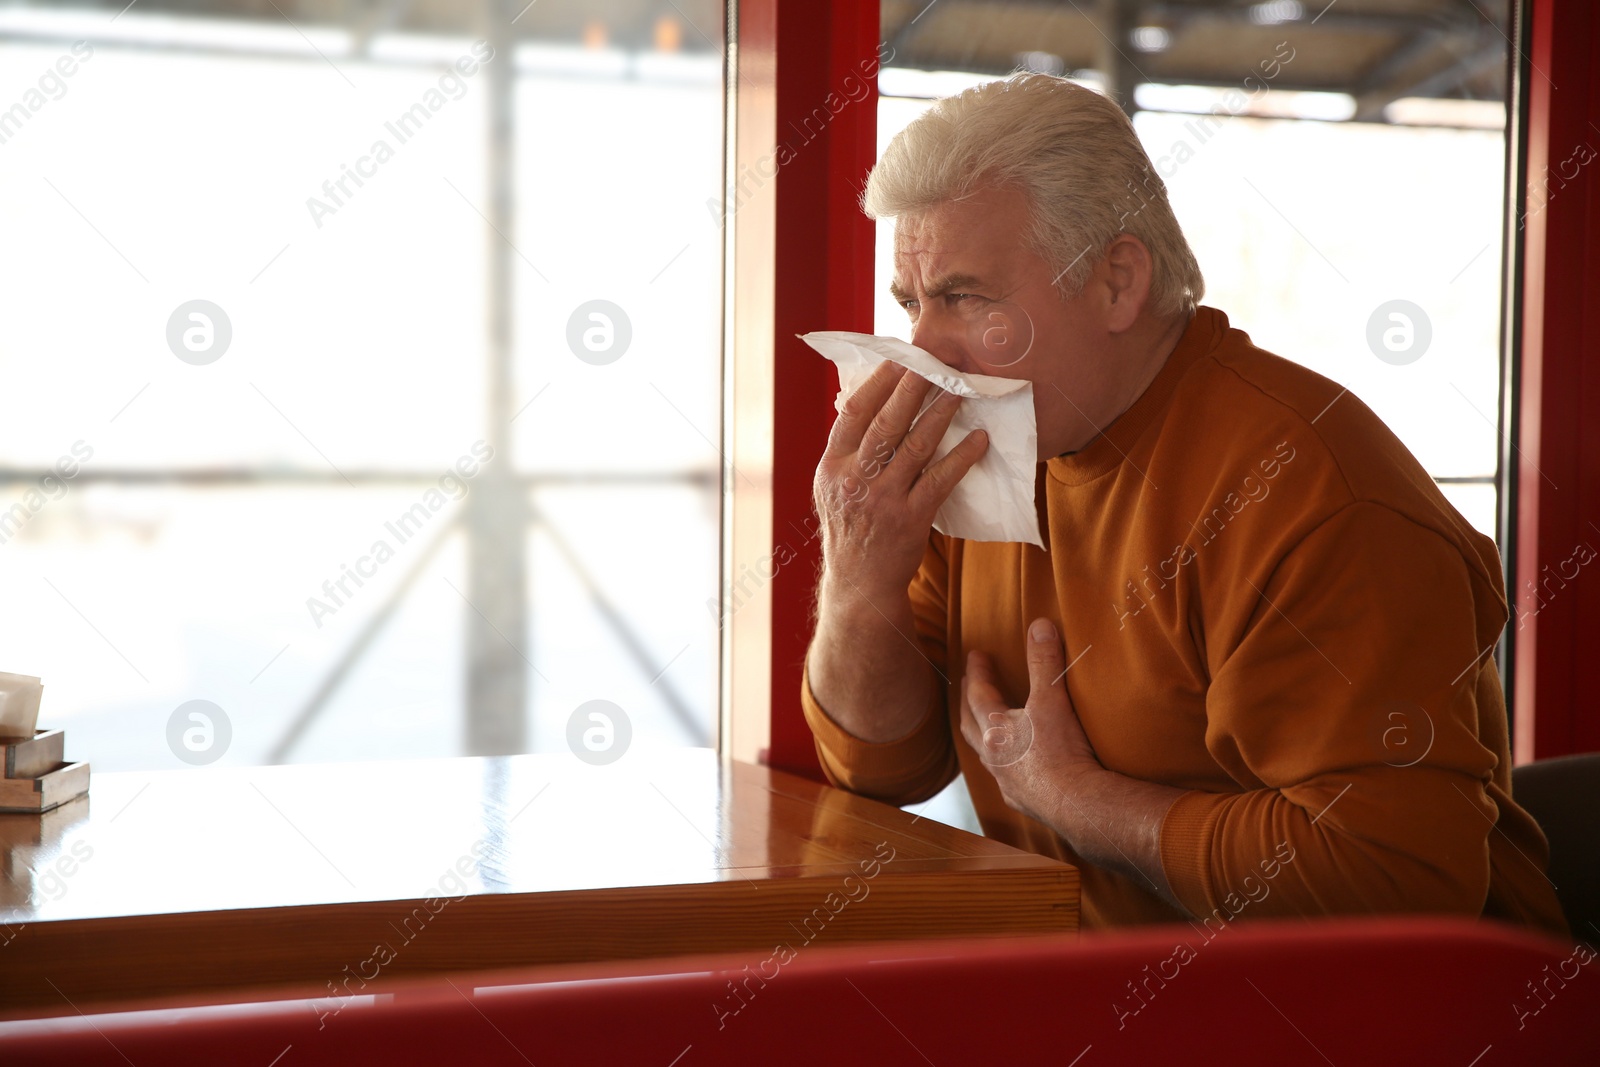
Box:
863;73;1204;318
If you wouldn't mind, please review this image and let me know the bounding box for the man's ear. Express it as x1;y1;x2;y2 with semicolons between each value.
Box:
1099;234;1154;333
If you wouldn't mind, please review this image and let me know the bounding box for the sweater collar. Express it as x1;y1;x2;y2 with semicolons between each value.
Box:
1044;305;1227;486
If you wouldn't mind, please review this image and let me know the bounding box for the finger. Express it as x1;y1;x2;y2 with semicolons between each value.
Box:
1023;617;1067;710
958;670;1008;745
962;651;1036;769
825;361;908;460
963;648;1007;718
889;388;964;480
857;368;935;467
908;427;989;515
957;689;981;751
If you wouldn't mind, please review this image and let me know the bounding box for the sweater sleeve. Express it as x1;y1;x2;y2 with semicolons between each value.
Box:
1158;501;1534;921
801;530;960;806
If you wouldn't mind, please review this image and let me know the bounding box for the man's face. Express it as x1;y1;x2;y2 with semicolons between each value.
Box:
891;184;1128;458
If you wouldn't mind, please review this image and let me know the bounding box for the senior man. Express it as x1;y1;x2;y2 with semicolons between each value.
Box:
801;73;1566;935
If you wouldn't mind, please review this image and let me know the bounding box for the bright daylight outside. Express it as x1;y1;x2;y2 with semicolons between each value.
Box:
0;0;1513;791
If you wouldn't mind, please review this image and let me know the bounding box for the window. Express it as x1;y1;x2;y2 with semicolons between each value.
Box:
0;1;725;771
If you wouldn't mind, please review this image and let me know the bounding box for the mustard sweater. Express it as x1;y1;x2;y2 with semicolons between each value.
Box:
802;306;1567;936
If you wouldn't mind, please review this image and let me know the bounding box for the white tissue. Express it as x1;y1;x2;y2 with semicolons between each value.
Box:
802;331;1044;548
0;672;43;738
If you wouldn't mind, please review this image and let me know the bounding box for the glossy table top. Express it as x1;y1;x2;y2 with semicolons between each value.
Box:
0;748;1077;1017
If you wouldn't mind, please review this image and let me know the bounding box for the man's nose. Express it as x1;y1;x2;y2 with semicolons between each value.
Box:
910;311;976;374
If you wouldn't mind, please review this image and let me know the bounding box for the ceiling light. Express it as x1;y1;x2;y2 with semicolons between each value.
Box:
1016;50;1066;75
1249;1;1305;25
1131;26;1171;53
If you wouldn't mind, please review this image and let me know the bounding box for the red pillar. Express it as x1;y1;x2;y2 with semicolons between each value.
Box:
1514;0;1600;760
731;0;879;777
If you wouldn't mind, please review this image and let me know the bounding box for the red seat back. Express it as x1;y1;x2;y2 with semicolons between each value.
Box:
1;916;1593;1064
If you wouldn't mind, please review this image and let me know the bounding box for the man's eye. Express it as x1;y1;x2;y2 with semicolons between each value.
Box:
948;293;984;304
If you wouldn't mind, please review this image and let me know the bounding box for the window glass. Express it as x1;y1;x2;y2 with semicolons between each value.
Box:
0;1;724;771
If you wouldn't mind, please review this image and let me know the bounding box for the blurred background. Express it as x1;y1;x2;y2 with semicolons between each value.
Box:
0;0;1511;787
0;0;727;771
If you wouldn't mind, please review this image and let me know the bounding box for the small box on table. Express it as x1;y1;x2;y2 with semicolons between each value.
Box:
1;730;66;780
0;674;90;815
0;760;91;815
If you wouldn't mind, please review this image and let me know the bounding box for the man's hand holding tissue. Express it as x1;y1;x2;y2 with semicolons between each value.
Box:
807;358;990;746
814;358;990;597
960;617;1187;912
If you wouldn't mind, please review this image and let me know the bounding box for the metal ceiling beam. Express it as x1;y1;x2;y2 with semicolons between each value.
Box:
1352;28;1451;120
1353;36;1504;119
1098;0;1143;115
1140;1;1482;35
881;0;1490;36
882;2;932;56
48;0;1508;42
350;0;415;55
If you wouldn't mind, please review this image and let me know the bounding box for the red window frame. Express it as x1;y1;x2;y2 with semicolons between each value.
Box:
1512;0;1600;761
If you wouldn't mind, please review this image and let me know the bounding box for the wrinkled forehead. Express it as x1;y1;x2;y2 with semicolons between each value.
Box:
891;212;960;289
890;188;1035;292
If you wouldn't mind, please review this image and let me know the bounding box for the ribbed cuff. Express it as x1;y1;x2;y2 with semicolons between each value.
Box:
1157;789;1225;918
800;658;952;804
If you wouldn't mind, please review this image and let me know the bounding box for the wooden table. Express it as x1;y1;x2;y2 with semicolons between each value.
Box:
0;748;1077;1018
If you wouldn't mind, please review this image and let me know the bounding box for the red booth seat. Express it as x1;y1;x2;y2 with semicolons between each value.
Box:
1;916;1594;1064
